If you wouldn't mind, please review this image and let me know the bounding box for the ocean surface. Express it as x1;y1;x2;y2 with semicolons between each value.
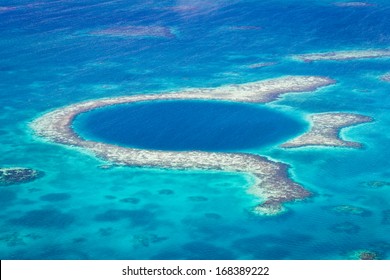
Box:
1;0;390;259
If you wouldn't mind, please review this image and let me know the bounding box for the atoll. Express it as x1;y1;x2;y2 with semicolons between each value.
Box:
281;113;373;148
31;76;335;215
293;49;390;62
0;167;43;186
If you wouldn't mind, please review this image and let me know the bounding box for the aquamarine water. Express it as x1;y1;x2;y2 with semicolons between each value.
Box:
73;101;305;151
1;0;390;259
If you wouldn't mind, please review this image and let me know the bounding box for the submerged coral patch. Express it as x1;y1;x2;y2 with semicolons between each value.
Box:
330;205;372;216
40;193;71;202
293;49;390;62
9;209;74;229
0;167;44;186
329;222;361;234
361;181;390;188
381;73;390;82
347;249;380;260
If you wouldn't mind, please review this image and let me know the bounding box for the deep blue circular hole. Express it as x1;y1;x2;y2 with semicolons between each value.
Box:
73;100;306;152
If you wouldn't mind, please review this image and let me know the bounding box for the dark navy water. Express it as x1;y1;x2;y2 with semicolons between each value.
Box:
1;0;390;260
74;101;305;151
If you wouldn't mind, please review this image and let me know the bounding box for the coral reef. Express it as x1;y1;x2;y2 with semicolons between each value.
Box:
380;73;390;82
0;167;43;186
294;49;390;62
348;250;379;260
282;113;372;148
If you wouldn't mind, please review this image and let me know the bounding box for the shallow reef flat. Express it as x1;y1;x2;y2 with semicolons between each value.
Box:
293;49;390;62
281;113;373;148
31;76;334;215
181;76;336;103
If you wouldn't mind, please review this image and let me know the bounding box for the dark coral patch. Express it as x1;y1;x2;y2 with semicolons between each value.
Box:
95;209;155;226
9;209;74;228
0;232;42;247
204;213;222;219
381;210;390;225
95;209;132;222
182;242;236;260
120;197;140;204
347;249;380;260
132;233;168;248
158;189;174;195
0;167;44;186
0;232;26;247
73;237;87;243
329;205;372;217
329;222;361;234
233;234;311;259
361;181;390;188
152;251;184;260
98;227;114;236
40;193;71;202
188;196;208;202
27;246;90;260
0;189;17;207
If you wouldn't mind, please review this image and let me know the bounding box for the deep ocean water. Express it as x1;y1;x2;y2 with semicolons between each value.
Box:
73;100;305;151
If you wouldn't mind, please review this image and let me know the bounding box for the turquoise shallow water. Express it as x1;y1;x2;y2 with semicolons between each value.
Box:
0;0;390;259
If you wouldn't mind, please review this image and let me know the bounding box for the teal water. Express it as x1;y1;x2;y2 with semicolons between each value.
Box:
0;0;390;259
73;100;305;151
